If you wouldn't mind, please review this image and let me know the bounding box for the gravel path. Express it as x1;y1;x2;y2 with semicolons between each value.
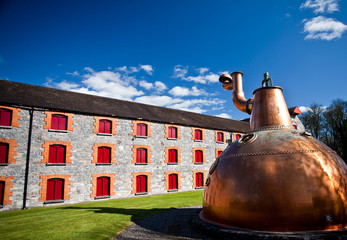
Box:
114;206;214;240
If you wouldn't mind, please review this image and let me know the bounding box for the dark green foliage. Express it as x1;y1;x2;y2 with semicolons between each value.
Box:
300;99;347;160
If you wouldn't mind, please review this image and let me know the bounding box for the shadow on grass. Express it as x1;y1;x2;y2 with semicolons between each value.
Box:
62;206;206;239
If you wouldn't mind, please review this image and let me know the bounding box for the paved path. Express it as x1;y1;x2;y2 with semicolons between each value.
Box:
114;206;214;240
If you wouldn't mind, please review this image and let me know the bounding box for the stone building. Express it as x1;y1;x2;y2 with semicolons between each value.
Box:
0;80;304;211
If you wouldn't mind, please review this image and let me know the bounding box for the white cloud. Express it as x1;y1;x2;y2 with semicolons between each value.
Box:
139;80;153;90
173;65;188;78
300;0;339;14
169;86;205;97
140;65;154;75
154;81;167;92
55;80;79;90
170;99;222;112
197;67;209;75
303;16;347;40
66;71;80;76
173;66;221;84
134;95;182;107
299;106;312;113
215;113;232;119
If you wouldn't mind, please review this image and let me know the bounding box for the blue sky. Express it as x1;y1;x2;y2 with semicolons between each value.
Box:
1;0;346;120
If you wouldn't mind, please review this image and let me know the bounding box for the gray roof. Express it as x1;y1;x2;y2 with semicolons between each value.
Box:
0;79;250;132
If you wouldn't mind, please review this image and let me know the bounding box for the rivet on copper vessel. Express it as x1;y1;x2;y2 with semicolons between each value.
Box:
202;71;347;233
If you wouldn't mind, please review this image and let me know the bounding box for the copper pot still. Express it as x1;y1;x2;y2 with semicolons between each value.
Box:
201;72;347;232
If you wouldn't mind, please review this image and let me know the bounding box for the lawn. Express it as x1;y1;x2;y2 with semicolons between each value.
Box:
0;190;203;240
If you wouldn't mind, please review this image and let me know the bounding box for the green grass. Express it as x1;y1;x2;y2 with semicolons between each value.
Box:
0;190;203;240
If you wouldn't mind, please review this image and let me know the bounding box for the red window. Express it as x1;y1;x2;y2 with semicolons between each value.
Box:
0;108;12;126
196;172;204;188
195;150;203;163
168;127;177;138
46;178;64;201
168;174;178;190
217;132;224;142
168;149;177;163
98;147;111;163
96;177;110;197
293;124;297;129
0;143;9;164
137;123;147;136
195;129;202;140
49;145;66;163
51;114;67;130
235;134;242;140
99;119;112;134
136;148;147;163
217;150;223;157
0;181;4;205
136;175;147;193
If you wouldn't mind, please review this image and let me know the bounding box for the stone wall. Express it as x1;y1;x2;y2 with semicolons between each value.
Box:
1;107;234;211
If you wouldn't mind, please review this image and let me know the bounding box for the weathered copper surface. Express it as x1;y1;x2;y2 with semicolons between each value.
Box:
203;72;347;232
250;86;293;131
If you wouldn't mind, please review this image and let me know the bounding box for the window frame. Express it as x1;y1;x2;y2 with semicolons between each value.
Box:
132;121;152;138
0;108;12;127
0;106;20;128
45;178;64;202
51;114;68;131
131;172;152;194
136;148;148;164
96;176;110;198
192;148;206;164
48;144;66;165
99;119;112;134
97;146;111;164
132;145;151;164
0;143;9;164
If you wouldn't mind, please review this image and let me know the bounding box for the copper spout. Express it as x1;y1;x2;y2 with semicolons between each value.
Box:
219;72;253;114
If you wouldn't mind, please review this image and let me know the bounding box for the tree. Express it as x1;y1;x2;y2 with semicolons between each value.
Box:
323;99;347;159
300;103;325;140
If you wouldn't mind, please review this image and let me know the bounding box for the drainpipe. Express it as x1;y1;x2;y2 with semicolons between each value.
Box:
22;108;34;209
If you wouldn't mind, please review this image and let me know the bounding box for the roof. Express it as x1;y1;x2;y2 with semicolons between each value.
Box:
288;107;302;115
0;79;250;133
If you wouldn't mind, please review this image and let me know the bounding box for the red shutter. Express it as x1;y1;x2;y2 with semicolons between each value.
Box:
136;148;147;163
98;147;104;163
49;146;57;163
236;134;241;140
137;123;147;136
0;143;9;164
51;115;67;130
49;145;65;163
97;177;103;196
195;130;202;140
97;177;109;196
136;175;147;193
99;120;111;134
195;150;203;163
196;173;203;187
47;178;64;200
218;150;223;156
168;127;177;138
46;179;55;201
169;174;178;190
54;179;64;200
0;109;12;126
217;132;223;142
98;147;110;163
103;177;110;196
104;120;111;134
0;181;4;205
104;147;110;163
169;149;177;163
56;146;65;163
59;116;67;130
51;115;59;130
